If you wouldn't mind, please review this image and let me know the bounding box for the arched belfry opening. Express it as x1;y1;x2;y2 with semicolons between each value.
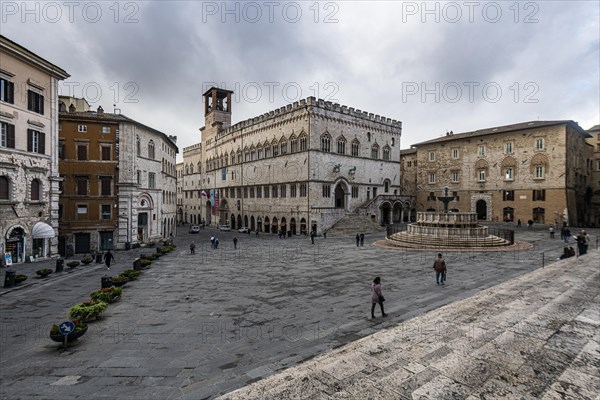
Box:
203;87;233;129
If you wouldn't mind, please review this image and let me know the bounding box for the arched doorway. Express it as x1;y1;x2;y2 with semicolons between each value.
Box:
244;215;249;228
290;218;297;235
5;226;26;264
393;202;402;223
230;214;236;229
219;199;229;226
263;217;270;233
280;217;287;235
237;214;242;229
250;216;255;231
300;218;307;235
476;200;487;220
271;217;278;234
380;202;392;225
533;207;545;223
334;182;347;209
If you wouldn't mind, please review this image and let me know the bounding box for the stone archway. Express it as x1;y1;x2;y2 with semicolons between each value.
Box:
471;193;492;221
280;217;287;235
290;218;297;235
476;200;487;220
392;202;402;223
219;199;229;226
334;181;348;209
380;202;392;225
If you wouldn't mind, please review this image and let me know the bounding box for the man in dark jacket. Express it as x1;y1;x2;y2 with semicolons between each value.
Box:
433;253;447;285
104;250;115;270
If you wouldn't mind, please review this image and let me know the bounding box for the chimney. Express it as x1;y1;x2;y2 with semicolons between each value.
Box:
97;106;104;116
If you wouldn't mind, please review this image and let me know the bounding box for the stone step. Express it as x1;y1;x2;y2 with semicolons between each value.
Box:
386;232;511;248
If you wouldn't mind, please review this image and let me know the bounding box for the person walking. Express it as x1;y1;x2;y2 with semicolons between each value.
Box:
360;233;365;246
310;230;315;245
214;238;219;249
549;226;555;239
233;237;238;250
564;228;571;243
433;253;447;285
517;219;521;228
190;242;195;255
103;250;114;270
210;236;215;249
371;277;387;318
356;233;360;247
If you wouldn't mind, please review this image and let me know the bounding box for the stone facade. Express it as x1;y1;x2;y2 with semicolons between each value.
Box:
0;35;69;264
587;124;600;227
409;121;593;227
180;143;204;225
176;162;184;223
194;87;405;234
58;98;178;251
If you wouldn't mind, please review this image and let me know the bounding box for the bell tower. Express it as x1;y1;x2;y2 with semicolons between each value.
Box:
203;87;233;131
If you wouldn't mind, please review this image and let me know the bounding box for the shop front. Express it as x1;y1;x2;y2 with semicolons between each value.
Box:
4;225;26;265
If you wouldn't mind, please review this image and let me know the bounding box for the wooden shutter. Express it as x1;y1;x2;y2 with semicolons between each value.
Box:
7;124;15;148
38;132;45;154
78;145;87;160
27;129;33;152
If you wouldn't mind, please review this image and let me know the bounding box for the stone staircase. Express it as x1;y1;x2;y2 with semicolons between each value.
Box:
326;213;386;236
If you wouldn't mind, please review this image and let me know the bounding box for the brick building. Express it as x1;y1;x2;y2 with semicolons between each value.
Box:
408;120;592;227
58;97;178;252
0;35;69;264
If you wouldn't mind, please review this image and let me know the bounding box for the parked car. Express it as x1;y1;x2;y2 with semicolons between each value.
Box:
218;225;231;231
238;227;249;233
189;225;200;234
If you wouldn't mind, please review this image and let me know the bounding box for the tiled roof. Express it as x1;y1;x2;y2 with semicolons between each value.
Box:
588;124;600;132
412;120;589;147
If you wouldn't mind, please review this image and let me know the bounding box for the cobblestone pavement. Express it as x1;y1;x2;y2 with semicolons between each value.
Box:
219;248;600;400
0;224;598;399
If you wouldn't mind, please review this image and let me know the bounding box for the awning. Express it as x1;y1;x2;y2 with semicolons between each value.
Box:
32;222;55;238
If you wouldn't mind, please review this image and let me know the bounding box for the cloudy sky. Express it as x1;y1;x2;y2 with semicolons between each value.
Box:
3;1;598;159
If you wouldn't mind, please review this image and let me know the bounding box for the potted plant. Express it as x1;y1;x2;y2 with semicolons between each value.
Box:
50;320;88;343
81;255;93;265
67;260;80;268
140;259;152;268
36;268;53;278
15;274;28;284
119;269;140;281
69;300;108;322
111;276;128;287
152;252;162;259
90;287;122;303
